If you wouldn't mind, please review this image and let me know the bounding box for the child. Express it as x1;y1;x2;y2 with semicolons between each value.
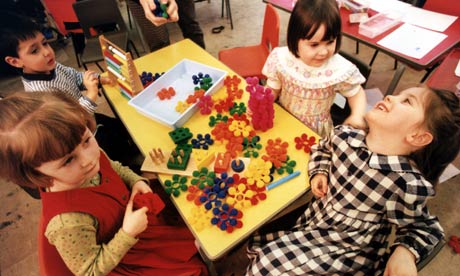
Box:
0;91;208;276
262;0;367;137
246;87;460;275
0;11;141;178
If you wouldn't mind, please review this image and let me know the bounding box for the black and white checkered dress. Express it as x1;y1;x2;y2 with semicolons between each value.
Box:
246;125;444;275
22;62;97;114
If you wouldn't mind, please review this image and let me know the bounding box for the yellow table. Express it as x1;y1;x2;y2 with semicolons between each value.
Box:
102;39;318;261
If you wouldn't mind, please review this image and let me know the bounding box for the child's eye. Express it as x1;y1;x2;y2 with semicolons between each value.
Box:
403;98;411;104
30;48;38;54
42;41;49;47
327;40;335;45
63;156;74;166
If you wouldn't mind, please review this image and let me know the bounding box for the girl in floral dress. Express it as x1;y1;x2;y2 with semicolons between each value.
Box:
262;0;367;136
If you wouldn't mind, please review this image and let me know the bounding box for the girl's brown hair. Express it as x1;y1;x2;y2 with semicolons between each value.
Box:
287;0;342;58
411;87;460;185
0;91;96;188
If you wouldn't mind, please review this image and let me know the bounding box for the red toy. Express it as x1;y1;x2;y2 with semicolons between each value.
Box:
449;235;460;254
246;76;275;131
133;193;165;215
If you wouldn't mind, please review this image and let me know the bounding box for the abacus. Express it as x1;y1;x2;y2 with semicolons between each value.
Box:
99;35;144;98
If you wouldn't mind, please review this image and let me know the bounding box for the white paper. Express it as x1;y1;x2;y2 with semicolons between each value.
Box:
377;23;447;59
402;6;458;32
366;0;411;14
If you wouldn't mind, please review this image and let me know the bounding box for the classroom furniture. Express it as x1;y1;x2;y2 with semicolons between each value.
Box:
426;47;460;91
218;3;280;80
101;39;316;266
369;0;460;82
264;0;460;84
72;0;139;70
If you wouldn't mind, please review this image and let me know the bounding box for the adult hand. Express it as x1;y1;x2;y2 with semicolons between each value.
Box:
310;173;328;198
139;0;179;26
383;245;417;276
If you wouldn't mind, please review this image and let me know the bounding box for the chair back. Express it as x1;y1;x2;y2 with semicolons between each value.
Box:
261;4;280;52
423;0;460;16
339;50;371;88
41;0;79;35
72;0;127;39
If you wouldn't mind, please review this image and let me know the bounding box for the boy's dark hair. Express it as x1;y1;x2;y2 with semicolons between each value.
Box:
0;11;42;60
287;0;342;58
411;88;460;185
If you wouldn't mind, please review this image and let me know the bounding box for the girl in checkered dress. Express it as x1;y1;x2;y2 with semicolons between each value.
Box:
246;87;460;275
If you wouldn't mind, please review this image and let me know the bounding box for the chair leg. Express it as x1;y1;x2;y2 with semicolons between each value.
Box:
385;64;406;96
369;50;379;66
83;63;88;70
420;63;439;83
355;41;359;54
96;62;104;72
129;40;140;57
226;0;233;29
394;59;397;70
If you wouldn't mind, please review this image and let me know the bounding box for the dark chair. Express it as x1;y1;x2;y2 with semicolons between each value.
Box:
417;239;446;271
72;0;139;71
331;50;372;125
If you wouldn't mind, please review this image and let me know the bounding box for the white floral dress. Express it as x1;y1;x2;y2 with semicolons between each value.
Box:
263;47;365;136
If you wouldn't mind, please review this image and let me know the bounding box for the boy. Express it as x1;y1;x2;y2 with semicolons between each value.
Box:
0;12;142;195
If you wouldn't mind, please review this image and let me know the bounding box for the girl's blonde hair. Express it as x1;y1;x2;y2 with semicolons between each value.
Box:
0;91;96;188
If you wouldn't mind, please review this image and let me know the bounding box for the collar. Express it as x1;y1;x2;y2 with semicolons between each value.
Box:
22;68;56;81
343;126;421;175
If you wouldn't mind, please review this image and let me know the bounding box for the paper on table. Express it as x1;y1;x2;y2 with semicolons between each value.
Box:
377;23;447;59
366;0;411;14
402;6;458;32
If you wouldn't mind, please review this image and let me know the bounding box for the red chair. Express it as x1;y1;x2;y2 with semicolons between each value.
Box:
423;0;460;16
218;3;280;80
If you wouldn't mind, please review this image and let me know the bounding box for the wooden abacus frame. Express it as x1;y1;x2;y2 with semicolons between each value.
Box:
99;35;144;97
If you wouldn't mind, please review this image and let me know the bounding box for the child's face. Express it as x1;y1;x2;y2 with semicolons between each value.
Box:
297;24;336;67
8;32;56;74
366;87;429;135
35;128;100;191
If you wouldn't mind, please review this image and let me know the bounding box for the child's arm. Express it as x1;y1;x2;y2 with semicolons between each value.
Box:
109;158;149;190
343;86;367;129
308;130;334;191
45;212;139;275
82;70;99;102
385;179;444;269
384;245;417;276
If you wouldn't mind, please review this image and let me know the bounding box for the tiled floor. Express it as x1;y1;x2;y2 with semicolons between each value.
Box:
1;1;459;275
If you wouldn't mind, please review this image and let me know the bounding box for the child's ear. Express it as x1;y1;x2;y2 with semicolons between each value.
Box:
4;56;23;69
406;130;433;148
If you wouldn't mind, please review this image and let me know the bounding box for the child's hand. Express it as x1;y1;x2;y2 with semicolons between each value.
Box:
311;173;328;198
82;70;99;101
140;0;179;26
343;114;367;130
131;181;153;198
122;197;148;238
384;245;417;276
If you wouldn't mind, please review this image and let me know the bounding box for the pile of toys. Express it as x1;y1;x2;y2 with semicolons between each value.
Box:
145;75;317;233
